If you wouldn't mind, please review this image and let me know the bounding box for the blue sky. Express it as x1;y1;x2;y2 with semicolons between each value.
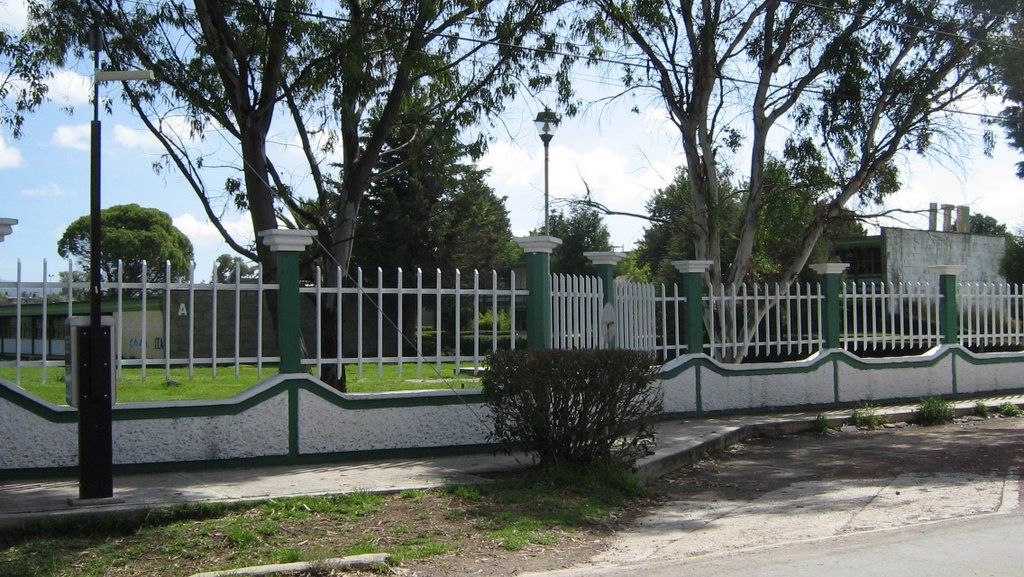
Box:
2;2;1023;283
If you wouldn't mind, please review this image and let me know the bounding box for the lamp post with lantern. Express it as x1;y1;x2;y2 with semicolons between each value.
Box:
533;107;560;235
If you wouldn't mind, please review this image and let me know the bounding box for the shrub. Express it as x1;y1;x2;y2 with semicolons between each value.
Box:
482;349;662;466
998;402;1022;417
851;403;884;430
916;396;955;426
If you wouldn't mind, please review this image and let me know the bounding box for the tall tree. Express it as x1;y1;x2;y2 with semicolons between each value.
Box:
350;101;517;276
1002;228;1024;284
57;204;194;283
21;0;563;388
581;0;1008;358
632;163;863;287
538;204;613;276
991;0;1024;178
21;0;564;282
432;172;520;274
213;254;259;284
966;213;1009;236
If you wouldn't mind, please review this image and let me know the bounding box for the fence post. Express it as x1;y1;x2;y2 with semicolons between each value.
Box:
672;260;714;355
929;265;966;344
258;229;316;373
585;251;626;348
515;236;562;350
809;263;850;349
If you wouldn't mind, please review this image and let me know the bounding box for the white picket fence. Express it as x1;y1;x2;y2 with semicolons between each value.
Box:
959;282;1024;349
304;266;521;379
550;273;603;349
4;258;1024;387
0;260;522;384
841;281;942;352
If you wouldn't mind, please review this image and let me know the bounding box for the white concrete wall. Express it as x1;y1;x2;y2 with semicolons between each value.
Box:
658;359;698;414
836;352;953;402
3;346;1024;474
298;388;492;454
956;353;1024;394
114;394;290;464
699;358;835;412
0;388;77;469
883;228;1006;285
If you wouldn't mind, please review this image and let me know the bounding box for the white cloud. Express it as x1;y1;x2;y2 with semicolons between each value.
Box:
0;135;23;168
174;211;253;249
21;183;71;197
642;107;678;139
52;124;90;151
46;70;91;107
113;124;162;152
174;211;258;274
477;141;536;188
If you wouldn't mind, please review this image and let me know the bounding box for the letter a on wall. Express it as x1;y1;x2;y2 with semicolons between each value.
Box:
178;303;188;317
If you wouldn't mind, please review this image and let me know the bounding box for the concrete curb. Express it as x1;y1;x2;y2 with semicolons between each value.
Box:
635;398;1024;482
188;553;389;577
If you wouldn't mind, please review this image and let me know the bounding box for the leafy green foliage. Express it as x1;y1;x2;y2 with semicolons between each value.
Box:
21;0;565;283
631;165;864;286
1001;227;1024;284
482;349;661;466
56;204;194;283
213;254;259;284
629;168;740;285
916;396;955;426
990;1;1024;178
352;104;518;275
539;204;613;276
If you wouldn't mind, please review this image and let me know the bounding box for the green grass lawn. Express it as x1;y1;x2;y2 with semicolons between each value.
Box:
0;362;482;405
0;463;644;577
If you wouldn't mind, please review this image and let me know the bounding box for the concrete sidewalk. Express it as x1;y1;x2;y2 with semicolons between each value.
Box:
3;394;1022;531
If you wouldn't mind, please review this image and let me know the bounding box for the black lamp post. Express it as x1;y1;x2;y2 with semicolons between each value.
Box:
533;107;560;235
78;22;154;501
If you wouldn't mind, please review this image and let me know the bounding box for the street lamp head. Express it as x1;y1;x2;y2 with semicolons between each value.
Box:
0;218;17;242
534;107;560;144
95;69;155;82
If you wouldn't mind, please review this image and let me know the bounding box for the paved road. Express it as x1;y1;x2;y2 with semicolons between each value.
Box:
524;417;1024;577
529;512;1024;577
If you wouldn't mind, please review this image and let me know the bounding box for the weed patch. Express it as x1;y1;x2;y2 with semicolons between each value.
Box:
813;413;830;433
998;402;1022;417
851;403;885;430
916;396;954;426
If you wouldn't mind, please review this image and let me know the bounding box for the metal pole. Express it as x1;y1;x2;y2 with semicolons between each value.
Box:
79;25;114;501
541;134;552;235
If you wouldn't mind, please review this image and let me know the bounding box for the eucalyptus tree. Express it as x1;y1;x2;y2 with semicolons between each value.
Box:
21;0;565;283
20;0;564;386
581;0;1011;359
